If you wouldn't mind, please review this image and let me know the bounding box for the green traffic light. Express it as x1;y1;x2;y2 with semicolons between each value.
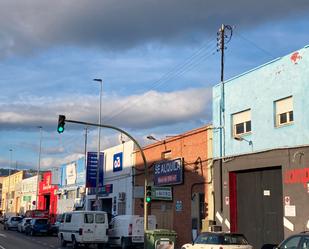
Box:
146;196;151;203
58;126;64;133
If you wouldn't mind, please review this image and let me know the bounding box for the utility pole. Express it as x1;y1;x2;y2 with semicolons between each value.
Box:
217;24;233;212
93;78;103;210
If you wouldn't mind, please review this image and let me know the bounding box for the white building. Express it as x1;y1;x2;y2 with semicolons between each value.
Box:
20;175;38;214
86;141;136;216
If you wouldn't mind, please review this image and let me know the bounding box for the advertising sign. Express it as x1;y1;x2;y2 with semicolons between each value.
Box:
86;152;104;188
66;162;77;185
113;152;123;172
88;184;113;196
154;158;183;186
152;186;172;201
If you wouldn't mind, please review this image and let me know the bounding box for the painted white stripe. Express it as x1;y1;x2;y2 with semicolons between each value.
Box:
0;244;6;249
225;219;230;229
216;211;223;224
284;217;294;231
0;234;6;238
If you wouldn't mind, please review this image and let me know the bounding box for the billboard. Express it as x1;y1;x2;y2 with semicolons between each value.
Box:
66;162;77;185
154;158;183;186
86;152;104;188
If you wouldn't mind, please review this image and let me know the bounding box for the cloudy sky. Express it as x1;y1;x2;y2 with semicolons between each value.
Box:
0;0;308;170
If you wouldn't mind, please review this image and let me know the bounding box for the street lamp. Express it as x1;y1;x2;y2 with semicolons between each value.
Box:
234;136;253;151
93;78;103;210
6;149;13;213
146;135;160;141
36;126;43;209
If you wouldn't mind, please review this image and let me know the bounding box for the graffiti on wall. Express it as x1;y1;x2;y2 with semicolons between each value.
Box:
284;168;309;190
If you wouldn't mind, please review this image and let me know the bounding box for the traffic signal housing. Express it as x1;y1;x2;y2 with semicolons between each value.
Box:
146;185;152;203
57;115;66;133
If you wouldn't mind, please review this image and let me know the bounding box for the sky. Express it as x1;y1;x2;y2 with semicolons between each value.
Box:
0;0;308;170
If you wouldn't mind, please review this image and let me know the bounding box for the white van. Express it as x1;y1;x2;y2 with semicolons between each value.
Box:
108;215;157;249
58;211;108;249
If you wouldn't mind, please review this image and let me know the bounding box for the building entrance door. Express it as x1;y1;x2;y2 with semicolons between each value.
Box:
151;202;173;229
235;167;283;249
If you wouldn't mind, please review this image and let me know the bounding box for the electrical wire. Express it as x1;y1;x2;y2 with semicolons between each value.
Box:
233;30;276;59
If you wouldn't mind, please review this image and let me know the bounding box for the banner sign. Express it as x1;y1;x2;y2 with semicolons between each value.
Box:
88;184;113;196
86;152;104;188
154;158;183;186
113;152;123;172
66;162;77;185
152;186;173;201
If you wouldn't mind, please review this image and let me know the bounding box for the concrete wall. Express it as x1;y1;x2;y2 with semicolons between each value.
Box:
213;45;309;158
213;146;309;240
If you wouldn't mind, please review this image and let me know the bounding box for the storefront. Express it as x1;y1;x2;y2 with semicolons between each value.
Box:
85;141;136;218
38;171;58;223
19;175;38;214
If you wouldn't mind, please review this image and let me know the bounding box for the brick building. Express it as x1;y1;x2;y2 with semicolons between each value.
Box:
134;125;213;248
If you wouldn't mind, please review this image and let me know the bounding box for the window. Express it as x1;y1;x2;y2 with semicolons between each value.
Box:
275;96;293;127
280;236;301;249
95;214;105;224
84;214;94;223
161;150;172;159
65;214;72;223
232;109;251;137
301;237;309;249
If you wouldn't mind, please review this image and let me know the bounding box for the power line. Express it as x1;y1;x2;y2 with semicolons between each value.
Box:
103;39;218;123
234;30;275;59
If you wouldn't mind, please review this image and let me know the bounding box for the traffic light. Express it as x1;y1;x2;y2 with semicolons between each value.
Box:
57;115;66;133
146;185;152;203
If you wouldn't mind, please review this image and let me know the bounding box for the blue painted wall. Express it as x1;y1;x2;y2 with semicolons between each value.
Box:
60;157;85;187
213;45;309;158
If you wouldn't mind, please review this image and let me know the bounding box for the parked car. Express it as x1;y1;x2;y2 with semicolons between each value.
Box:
274;231;309;249
58;211;108;249
3;216;23;230
49;221;60;236
17;218;32;233
181;232;253;249
25;218;50;236
108;215;157;249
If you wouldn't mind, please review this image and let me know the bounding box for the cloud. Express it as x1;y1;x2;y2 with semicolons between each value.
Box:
0;0;308;57
0;87;212;131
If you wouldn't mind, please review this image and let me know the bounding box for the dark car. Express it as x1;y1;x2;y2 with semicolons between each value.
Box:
25;218;50;236
275;232;309;249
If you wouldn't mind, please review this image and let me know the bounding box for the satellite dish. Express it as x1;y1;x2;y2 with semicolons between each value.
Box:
118;133;126;144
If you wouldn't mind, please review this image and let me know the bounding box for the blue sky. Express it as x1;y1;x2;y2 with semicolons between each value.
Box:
0;0;308;170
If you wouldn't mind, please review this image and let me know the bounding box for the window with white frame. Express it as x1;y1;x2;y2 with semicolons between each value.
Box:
275;96;293;127
232;109;251;137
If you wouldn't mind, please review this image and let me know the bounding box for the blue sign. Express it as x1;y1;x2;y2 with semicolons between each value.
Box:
86;152;104;188
113;152;123;172
154;158;183;186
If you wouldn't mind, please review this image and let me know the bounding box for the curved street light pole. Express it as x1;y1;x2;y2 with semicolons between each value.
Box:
61;117;149;230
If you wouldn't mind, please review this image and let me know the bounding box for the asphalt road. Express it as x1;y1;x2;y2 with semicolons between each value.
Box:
0;225;62;249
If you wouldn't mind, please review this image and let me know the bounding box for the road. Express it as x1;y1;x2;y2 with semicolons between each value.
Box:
0;227;61;249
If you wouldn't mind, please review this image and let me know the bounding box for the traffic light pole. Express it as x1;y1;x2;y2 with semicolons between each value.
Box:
60;117;149;231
